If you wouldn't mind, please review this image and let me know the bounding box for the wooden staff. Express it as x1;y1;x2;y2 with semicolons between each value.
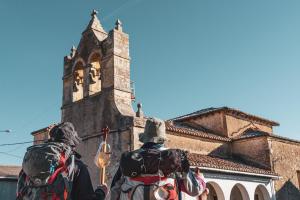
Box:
100;126;110;185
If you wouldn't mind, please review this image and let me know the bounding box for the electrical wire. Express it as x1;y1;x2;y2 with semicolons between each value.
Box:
0;151;22;159
0;139;45;147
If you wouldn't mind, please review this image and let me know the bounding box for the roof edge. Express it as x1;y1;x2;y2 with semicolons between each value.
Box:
233;133;300;144
165;123;231;142
193;166;279;179
172;107;279;126
31;124;56;136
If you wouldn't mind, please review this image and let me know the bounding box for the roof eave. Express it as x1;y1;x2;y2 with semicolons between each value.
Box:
165;124;231;142
0;176;18;180
191;166;280;179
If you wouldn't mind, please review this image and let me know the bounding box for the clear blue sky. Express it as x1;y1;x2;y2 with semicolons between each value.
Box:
1;0;300;165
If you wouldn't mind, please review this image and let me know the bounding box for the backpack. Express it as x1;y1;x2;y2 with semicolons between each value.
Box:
120;176;180;200
120;148;189;178
118;148;189;200
17;142;75;200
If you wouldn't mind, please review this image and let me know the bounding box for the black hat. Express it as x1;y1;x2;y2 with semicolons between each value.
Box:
49;122;82;147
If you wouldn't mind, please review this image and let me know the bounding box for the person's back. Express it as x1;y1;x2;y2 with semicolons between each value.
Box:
110;118;207;200
17;122;103;200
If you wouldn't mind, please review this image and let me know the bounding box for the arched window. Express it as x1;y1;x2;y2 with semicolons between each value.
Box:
73;61;84;102
230;184;250;200
88;53;101;95
254;185;270;200
206;182;225;200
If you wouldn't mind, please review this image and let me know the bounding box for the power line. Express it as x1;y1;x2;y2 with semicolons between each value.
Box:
0;152;22;159
0;140;45;147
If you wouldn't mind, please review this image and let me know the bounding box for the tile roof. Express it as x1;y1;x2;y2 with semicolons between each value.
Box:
165;122;231;142
171;107;279;126
234;129;270;140
270;134;300;144
0;165;21;178
188;153;277;176
234;131;300;144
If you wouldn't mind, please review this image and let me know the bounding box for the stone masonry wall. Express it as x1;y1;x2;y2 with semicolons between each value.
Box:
225;115;273;138
187;112;226;137
232;137;271;169
165;131;230;157
270;138;300;200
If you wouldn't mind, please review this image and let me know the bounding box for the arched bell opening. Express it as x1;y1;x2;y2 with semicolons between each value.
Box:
72;61;84;102
88;53;101;95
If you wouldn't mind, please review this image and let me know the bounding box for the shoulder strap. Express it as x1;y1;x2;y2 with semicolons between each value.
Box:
175;173;182;200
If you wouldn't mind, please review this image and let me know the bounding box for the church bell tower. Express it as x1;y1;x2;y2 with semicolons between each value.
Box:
61;10;138;186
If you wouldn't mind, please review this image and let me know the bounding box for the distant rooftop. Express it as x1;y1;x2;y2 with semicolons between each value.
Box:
31;124;56;136
0;165;21;179
235;129;300;144
171;107;279;126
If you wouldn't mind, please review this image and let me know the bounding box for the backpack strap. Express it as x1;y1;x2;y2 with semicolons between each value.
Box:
68;155;76;180
175;174;182;200
123;184;158;200
48;152;67;184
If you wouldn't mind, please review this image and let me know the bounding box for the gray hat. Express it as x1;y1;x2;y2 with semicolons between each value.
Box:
49;122;82;147
139;118;167;144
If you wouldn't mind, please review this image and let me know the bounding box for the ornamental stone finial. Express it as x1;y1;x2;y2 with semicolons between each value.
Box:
70;45;76;57
115;19;123;31
136;103;144;118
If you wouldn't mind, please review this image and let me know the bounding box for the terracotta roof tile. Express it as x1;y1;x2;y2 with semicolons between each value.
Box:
188;153;277;176
234;131;300;144
270;134;300;144
166;123;231;142
0;165;21;178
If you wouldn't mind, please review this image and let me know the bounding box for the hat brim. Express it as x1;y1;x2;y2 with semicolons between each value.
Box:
139;132;168;143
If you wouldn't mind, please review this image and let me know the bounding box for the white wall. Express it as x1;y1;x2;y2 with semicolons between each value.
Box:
181;173;275;200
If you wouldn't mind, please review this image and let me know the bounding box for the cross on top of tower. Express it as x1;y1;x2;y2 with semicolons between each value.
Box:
83;9;106;34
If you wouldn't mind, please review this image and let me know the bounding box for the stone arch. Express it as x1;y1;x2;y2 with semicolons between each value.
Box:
72;60;85;102
72;58;86;73
254;185;270;200
87;52;101;95
206;182;225;200
230;183;250;200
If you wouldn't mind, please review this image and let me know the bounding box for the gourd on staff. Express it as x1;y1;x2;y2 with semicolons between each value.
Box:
94;126;111;184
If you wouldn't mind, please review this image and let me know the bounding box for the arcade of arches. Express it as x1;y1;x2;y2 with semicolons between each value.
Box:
204;182;271;200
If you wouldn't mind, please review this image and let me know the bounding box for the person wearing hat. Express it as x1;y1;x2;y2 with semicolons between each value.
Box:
110;118;207;200
50;122;101;199
17;122;106;200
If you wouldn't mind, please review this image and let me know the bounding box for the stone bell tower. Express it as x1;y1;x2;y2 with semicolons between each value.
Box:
61;10;142;187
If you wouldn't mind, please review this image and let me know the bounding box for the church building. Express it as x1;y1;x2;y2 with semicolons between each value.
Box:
32;11;300;200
